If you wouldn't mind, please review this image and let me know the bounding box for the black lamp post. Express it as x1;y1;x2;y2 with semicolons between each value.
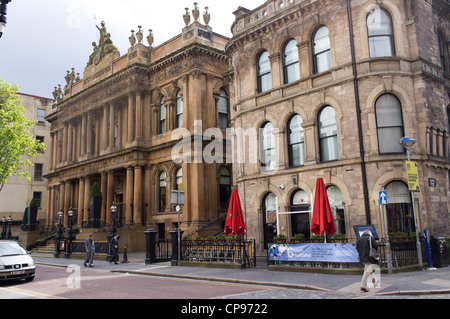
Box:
107;204;117;261
54;210;64;258
0;0;11;39
6;216;12;238
0;216;6;239
65;208;74;258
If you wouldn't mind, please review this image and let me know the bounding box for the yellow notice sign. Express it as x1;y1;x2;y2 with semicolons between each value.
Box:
406;161;420;192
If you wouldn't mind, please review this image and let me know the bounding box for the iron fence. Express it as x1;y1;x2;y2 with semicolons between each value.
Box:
181;239;256;268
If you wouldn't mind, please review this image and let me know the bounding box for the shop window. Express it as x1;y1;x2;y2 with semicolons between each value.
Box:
326;185;345;235
385;181;414;234
219;167;231;209
262;192;277;248
159;171;167;212
290;189;310;238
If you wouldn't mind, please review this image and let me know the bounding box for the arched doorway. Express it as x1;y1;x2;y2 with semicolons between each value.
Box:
261;192;277;248
290;189;311;239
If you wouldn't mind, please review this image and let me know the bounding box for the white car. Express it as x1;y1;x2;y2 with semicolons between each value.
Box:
0;240;35;282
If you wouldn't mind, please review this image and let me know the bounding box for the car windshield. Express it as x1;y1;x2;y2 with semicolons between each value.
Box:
0;241;28;257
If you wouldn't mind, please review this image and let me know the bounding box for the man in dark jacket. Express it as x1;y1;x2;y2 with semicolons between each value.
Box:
84;234;95;267
110;233;119;264
356;230;378;292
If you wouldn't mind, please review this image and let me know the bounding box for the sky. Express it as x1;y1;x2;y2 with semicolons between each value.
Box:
0;0;264;98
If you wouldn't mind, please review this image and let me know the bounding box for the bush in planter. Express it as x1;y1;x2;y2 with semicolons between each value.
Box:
273;234;288;243
310;234;325;242
331;233;348;243
291;233;305;243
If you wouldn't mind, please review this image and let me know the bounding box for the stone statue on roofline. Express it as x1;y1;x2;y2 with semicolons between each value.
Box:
87;20;119;66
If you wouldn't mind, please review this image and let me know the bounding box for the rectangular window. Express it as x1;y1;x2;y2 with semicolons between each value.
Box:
37;109;46;125
36;136;44;152
33;192;42;208
34;163;43;181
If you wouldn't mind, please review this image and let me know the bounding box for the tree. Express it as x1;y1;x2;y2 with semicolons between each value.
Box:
0;78;45;191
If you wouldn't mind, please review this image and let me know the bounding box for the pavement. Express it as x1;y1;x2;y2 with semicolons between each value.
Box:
31;251;450;297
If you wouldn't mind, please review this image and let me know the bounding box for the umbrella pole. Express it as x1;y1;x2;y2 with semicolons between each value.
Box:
324;231;326;243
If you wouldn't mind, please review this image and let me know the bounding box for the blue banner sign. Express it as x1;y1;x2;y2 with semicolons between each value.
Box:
268;243;359;263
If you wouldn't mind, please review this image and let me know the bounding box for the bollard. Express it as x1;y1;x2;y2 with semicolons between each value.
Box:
144;229;157;264
170;228;184;266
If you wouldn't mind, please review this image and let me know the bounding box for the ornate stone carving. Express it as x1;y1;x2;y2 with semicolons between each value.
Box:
203;6;210;25
147;29;154;47
87;21;119;66
192;3;200;22
129;30;136;47
183;8;191;26
136;26;143;43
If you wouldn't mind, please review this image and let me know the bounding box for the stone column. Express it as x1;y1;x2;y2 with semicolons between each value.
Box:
125;167;134;226
144;165;152;226
101;172;108;224
83;177;91;224
86;112;92;155
298;41;312;79
109;103;115;149
302;120;317;164
49;133;55;171
133;166;143;225
106;171;114;225
135;92;143;141
77;177;85;225
127;93;135;144
64;181;71;227
62;124;67;164
67;121;73;163
102;103;109;153
81;113;87;155
269;53;281;88
59;181;65;216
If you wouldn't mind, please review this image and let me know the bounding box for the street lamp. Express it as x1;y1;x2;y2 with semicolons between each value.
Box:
107;204;118;262
0;0;12;39
54;210;64;258
65;209;74;258
398;136;424;271
6;216;12;238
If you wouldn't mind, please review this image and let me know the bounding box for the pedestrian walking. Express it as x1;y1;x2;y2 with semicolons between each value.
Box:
84;234;95;267
356;230;378;292
110;233;119;264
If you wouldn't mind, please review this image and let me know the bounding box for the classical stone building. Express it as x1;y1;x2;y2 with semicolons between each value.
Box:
226;0;449;253
0;93;52;231
45;10;232;250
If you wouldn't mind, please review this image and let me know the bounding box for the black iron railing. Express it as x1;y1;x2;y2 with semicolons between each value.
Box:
181;239;256;268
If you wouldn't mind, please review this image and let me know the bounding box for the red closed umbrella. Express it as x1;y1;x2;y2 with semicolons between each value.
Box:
224;189;246;236
311;178;335;239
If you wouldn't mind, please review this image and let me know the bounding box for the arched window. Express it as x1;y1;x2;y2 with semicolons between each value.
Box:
175;168;182;191
385;181;414;234
318;106;338;162
257;51;271;93
326;185;345;234
158;171;167;212
218;89;229;129
260;122;276;172
312;26;331;73
176;91;183;129
159;97;166;134
288;114;305;167
367;7;395;58
290;189;311;239
219;167;231;209
262;192;277;247
375;94;405;154
283;39;300;84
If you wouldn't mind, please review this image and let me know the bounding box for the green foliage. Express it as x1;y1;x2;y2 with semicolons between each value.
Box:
331;233;348;239
0;79;45;191
292;233;305;239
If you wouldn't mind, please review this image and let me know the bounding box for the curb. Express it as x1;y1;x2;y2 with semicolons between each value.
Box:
110;269;333;293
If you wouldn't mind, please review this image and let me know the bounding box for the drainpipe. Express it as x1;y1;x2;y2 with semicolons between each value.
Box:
346;0;371;224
